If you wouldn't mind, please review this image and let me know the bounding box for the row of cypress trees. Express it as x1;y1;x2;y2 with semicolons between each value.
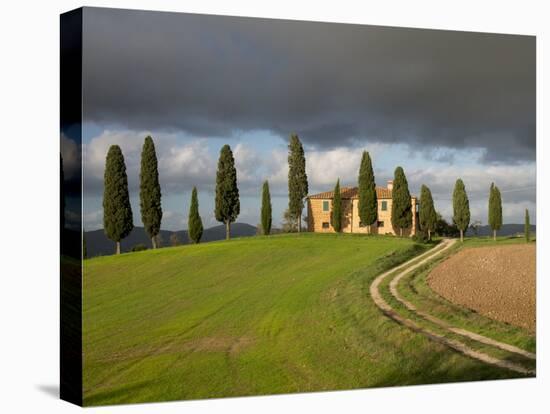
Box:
419;182;512;243
216;135;308;237
216;135;310;237
102;135;301;253
452;179;505;243
422;178;506;243
103;136;204;254
449;179;507;242
101;133;519;253
328;152;510;243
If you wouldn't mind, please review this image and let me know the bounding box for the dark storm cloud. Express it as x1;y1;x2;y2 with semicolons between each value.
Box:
82;7;535;162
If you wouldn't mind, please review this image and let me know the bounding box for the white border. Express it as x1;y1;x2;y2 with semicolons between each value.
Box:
0;1;547;413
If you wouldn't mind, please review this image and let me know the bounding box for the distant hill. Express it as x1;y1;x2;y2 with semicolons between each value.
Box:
86;223;257;257
465;224;535;237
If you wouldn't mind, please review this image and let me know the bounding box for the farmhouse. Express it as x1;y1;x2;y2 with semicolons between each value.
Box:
307;180;418;236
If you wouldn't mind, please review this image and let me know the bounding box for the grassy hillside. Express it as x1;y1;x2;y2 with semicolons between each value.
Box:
82;233;522;406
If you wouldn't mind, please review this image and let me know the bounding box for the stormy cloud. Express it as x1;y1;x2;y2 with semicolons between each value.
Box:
82;7;535;164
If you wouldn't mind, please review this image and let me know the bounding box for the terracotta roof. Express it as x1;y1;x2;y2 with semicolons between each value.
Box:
307;186;415;200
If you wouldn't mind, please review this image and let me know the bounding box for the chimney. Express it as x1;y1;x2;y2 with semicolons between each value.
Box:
387;180;394;191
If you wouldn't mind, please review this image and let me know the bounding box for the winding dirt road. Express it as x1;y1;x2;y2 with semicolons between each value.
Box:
370;239;535;375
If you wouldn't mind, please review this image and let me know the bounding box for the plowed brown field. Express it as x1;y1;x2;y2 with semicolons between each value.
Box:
428;244;535;332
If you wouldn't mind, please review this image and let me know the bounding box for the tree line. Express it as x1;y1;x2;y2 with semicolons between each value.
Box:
103;136;204;254
100;132;529;254
328;151;524;243
101;134;308;254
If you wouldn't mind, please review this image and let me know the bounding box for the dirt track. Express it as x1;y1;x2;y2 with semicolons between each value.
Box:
428;244;536;333
370;239;534;375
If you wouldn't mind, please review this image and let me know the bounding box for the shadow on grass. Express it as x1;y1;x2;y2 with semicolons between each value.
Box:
367;336;533;390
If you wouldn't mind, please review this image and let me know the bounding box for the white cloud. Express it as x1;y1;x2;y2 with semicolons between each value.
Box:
160;140;216;192
233;143;263;185
306;147;362;188
264;149;288;193
407;164;535;198
235;205;260;227
82;209;102;230
404;163;536;224
83;130;217;194
304;143;392;190
161;210;187;230
83;129;147;191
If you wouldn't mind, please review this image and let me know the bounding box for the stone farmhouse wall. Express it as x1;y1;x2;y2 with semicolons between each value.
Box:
307;192;417;236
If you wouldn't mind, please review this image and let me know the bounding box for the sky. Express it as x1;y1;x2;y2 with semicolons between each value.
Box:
66;7;536;231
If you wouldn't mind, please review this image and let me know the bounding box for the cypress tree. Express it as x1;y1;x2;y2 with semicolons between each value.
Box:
419;184;437;241
525;209;530;242
103;145;133;254
452;178;470;242
188;187;203;244
288;134;308;232
331;179;342;232
261;180;272;235
488;183;503;241
139;136;163;249
358;151;377;232
391;167;412;237
215;145;240;240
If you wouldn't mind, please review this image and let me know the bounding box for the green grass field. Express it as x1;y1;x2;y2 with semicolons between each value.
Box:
82;233;527;406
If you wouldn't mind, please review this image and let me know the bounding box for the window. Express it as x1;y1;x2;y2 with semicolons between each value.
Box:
377;221;384;227
381;201;388;211
322;200;330;212
322;222;330;229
